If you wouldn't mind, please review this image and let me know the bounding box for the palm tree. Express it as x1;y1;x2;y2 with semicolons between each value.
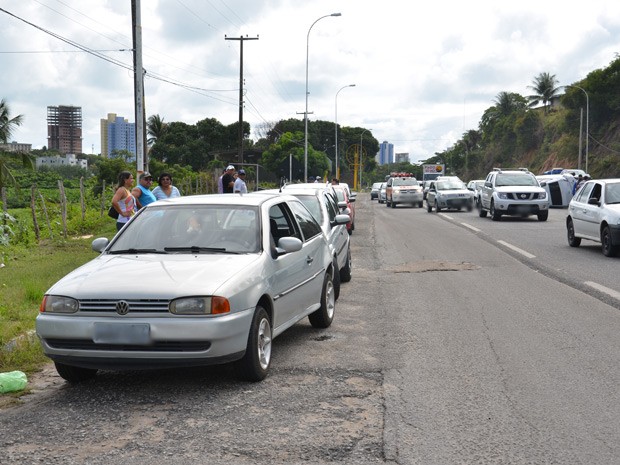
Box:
0;98;24;144
527;72;561;112
146;114;167;146
0;99;32;192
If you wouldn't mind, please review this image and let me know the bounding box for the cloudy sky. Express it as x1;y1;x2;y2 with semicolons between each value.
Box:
2;0;619;163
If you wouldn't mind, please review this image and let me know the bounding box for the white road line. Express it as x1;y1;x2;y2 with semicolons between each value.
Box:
497;240;536;259
439;213;454;220
585;281;620;301
461;223;481;232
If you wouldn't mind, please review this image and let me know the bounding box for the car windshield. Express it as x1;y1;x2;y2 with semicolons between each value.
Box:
437;181;467;190
109;205;260;254
393;178;418;186
496;173;538;187
293;195;323;223
605;183;620;204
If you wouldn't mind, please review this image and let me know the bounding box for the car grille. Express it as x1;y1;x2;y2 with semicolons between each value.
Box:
507;192;541;200
46;339;211;352
79;299;171;313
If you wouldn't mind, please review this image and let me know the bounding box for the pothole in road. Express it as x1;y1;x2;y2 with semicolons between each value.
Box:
391;260;480;273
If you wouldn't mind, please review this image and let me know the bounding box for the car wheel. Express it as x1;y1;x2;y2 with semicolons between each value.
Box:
236;306;271;381
54;362;97;383
308;273;335;328
601;226;619;257
418;201;423;208
391;199;396;208
332;257;341;300
490;201;501;221
467;202;473;212
478;204;487;217
537;211;549;221
426;201;433;213
567;218;581;247
339;246;352;283
435;201;441;213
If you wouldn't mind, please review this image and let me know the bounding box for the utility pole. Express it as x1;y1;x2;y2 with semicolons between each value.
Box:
225;35;258;165
131;0;146;173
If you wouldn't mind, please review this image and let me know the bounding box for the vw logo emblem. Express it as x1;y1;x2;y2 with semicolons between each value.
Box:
116;300;130;315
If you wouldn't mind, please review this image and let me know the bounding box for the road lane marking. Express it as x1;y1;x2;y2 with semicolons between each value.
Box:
461;223;481;232
439;213;454;220
497;240;536;259
585;281;620;301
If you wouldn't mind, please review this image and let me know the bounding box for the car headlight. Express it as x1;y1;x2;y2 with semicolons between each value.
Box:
538;191;547;200
169;296;230;315
498;193;508;200
40;295;79;313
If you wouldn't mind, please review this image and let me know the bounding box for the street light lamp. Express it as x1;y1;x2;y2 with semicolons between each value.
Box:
335;84;356;179
304;12;342;182
565;84;589;173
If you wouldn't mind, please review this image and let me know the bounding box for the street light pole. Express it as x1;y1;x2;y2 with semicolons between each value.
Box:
304;13;341;183
566;84;589;173
335;84;355;180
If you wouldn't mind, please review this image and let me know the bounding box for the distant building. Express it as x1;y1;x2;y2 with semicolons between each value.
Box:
36;153;87;170
100;113;136;159
395;152;410;163
0;141;32;153
378;141;394;165
47;105;83;154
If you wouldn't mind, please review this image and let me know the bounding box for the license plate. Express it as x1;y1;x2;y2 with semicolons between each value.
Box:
93;322;151;345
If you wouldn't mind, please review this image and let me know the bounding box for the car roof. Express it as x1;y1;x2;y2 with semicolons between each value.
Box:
150;192;289;208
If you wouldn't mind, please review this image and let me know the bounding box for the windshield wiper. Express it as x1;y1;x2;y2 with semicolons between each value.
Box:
164;246;239;254
109;248;168;254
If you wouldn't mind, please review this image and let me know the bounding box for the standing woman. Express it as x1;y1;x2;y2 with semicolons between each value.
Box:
111;171;136;231
152;172;181;200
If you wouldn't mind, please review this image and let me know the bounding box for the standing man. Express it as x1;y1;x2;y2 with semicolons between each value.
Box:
234;169;248;193
222;165;236;193
132;172;157;209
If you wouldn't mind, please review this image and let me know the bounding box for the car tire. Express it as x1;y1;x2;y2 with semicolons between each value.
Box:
537;211;549;221
236;306;271;382
391;199;396;208
418;201;423;208
426;201;433;212
467;202;473;212
435;201;441;213
339;247;352;283
332;257;341;300
490;201;501;221
601;226;619;257
478;202;487;217
308;273;335;329
54;362;97;383
567;218;581;247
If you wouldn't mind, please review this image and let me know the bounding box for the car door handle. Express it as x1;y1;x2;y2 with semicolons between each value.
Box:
306;256;314;264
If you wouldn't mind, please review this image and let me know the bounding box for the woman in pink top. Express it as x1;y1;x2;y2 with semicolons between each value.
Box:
111;171;136;231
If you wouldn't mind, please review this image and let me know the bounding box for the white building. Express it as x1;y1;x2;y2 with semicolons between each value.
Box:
36;153;88;170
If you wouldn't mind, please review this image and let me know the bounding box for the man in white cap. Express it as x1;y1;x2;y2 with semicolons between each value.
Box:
222;165;236;193
234;169;248;194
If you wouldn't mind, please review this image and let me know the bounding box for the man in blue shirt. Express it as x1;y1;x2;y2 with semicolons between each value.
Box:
132;172;157;209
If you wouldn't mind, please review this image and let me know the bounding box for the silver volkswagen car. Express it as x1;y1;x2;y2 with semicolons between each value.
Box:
36;193;337;383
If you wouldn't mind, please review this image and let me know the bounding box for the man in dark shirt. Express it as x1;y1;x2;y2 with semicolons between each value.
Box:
222;165;236;193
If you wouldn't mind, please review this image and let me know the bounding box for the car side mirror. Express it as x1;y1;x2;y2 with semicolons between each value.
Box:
92;237;110;252
588;197;600;206
275;237;303;256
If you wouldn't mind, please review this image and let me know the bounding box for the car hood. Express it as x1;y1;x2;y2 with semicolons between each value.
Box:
46;253;262;299
437;189;472;196
494;186;544;193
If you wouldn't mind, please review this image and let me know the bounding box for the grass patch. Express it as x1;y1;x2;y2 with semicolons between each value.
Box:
0;221;117;375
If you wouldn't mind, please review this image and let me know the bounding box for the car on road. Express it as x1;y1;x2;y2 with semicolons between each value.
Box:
378;182;387;204
262;183;352;297
386;175;424;208
566;178;620;257
370;182;382;200
479;168;549;221
467;179;485;208
36;193;338;383
426;178;475;212
332;184;356;233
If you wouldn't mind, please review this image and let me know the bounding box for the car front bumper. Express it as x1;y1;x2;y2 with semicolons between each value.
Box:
36;308;255;370
494;201;549;214
392;192;423;204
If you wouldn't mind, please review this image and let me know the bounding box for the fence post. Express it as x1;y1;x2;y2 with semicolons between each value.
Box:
31;185;40;242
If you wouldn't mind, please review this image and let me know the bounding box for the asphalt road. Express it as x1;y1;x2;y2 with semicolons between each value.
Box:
1;195;619;464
